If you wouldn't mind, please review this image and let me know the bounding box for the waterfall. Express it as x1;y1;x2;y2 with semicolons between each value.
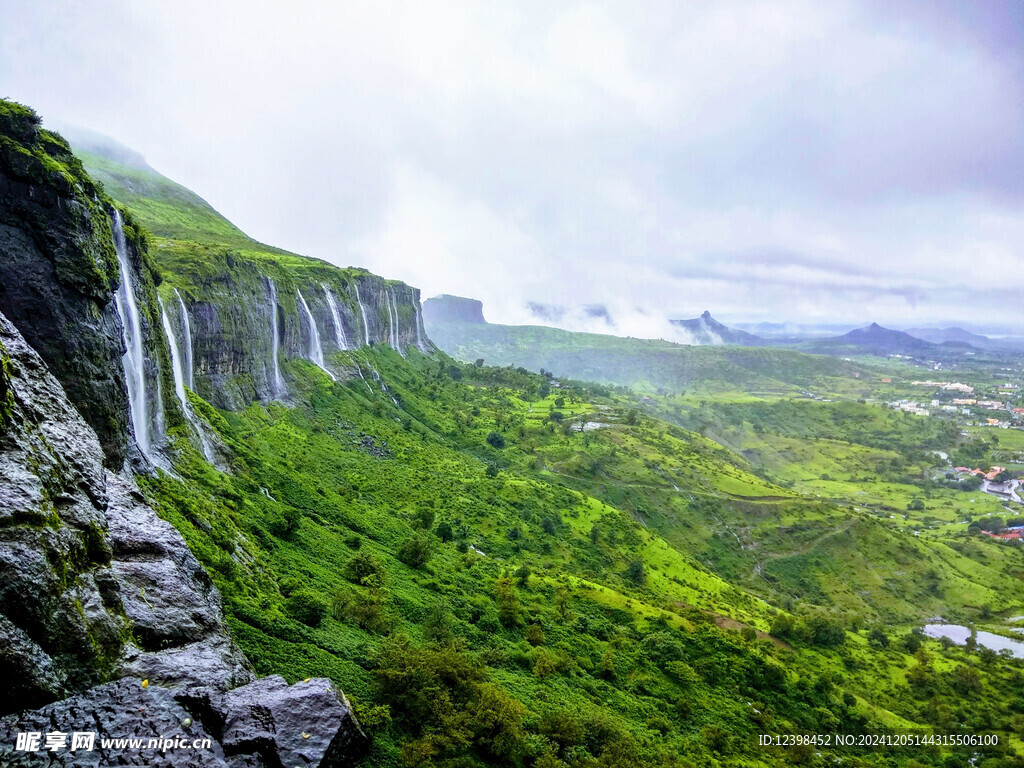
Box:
414;301;426;352
297;289;335;380
267;278;284;396
386;289;397;349
161;299;188;410
391;291;407;356
111;211;153;458
160;298;214;462
354;283;371;346
369;366;400;408
322;284;348;350
174;288;194;390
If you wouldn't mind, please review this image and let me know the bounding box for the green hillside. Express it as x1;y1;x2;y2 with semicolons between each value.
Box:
426;318;875;396
74;145;258;247
75;130;1024;767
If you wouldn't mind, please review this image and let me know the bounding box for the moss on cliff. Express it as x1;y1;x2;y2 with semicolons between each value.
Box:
0;342;13;431
0;102;120;297
0;99;184;465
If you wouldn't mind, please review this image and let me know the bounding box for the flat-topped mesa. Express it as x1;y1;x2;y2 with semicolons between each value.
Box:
422;294;487;325
170;264;432;411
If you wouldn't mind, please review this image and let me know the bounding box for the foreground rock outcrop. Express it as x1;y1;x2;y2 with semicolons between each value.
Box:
0;311;365;765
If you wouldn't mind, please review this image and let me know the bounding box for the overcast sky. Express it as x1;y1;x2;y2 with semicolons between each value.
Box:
2;0;1022;336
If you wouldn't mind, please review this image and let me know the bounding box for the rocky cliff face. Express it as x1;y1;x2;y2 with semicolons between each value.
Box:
1;100;434;468
166;256;431;410
0;310;365;765
0;102;190;471
422;294;487;325
0;103;134;465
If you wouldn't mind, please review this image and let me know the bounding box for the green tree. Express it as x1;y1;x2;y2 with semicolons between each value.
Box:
285;589;329;627
494;573;520;627
435;521;454;542
625;559;646;586
397;534;435;569
343;551;385;585
534;649;557;679
868;627;890;649
526;623;545;647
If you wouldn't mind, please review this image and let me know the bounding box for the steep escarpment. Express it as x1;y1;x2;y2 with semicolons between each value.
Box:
422;294;487;325
0;310;365;765
159;244;430;410
65;126;433;413
0;100;434;468
0;102;139;465
0;102;199;472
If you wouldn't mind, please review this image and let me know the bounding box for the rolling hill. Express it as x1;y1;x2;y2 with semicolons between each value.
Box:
424;298;874;394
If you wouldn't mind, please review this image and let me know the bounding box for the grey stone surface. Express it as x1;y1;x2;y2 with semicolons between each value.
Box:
0;676;366;767
0;311;365;765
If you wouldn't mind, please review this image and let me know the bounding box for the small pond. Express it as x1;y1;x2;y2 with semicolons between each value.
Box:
922;624;1024;658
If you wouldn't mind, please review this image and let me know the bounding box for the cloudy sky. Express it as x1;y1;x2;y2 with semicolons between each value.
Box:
2;0;1022;336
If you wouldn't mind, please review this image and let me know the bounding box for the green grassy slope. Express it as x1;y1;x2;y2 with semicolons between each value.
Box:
426;319;877;396
73;127;1024;767
142;350;1024;766
75;149;260;247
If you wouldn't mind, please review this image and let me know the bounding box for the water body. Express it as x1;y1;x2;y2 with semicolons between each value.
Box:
267;279;284;396
160;299;189;410
111;211;153;457
922;624;1024;658
322;284;348;350
354;283;371;346
369;366;400;407
297;289;335;380
388;290;398;348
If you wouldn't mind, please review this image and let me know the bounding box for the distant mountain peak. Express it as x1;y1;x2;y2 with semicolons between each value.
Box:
670;312;764;346
905;326;991;346
820;322;938;354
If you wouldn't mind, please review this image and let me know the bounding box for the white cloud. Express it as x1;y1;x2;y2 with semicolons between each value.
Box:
1;0;1021;332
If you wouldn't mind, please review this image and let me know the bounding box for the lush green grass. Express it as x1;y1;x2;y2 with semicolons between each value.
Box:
131;350;1024;766
75;149;259;247
426;319;882;396
80;120;1024;766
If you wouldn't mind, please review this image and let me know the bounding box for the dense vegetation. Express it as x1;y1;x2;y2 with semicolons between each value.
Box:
132;349;1024;767
74;128;1024;767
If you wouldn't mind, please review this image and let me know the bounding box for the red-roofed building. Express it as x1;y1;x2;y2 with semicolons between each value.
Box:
983;531;1023;541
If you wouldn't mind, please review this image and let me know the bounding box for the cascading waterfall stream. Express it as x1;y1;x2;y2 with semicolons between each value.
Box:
415;302;426;352
267;278;284;396
386;289;396;348
297;289;335;380
111;211;154;458
368;365;400;408
322;284;348;351
160;298;214;462
388;289;404;355
174;288;195;391
354;283;371;346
